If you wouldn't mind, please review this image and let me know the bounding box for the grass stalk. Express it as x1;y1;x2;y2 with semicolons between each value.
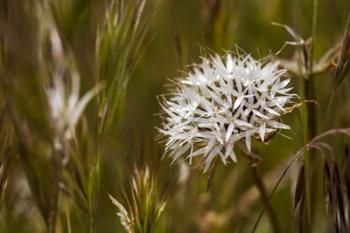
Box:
302;0;318;231
303;77;316;231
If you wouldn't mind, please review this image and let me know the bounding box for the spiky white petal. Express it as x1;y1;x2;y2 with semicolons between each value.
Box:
159;53;296;172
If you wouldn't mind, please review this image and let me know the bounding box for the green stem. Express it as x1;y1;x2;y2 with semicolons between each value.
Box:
250;166;281;233
303;0;318;231
238;142;280;233
303;77;316;229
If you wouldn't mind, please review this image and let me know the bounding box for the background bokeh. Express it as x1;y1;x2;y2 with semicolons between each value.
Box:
2;0;350;233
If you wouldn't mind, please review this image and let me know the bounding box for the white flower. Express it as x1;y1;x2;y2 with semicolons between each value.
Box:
46;28;102;150
158;53;296;172
47;73;101;149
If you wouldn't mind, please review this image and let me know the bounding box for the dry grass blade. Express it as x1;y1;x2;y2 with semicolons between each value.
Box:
323;161;336;231
332;163;347;233
0;98;15;205
334;12;350;91
294;164;305;233
272;22;310;78
343;145;350;199
323;160;347;233
342;144;350;229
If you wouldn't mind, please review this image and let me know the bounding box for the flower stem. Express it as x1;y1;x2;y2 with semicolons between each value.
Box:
303;79;315;232
250;166;281;233
238;142;281;233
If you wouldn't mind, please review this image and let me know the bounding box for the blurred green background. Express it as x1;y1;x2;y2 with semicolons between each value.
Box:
2;0;350;233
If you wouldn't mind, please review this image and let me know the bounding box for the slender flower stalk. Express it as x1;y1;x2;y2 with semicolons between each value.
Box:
158;53;297;172
251;165;281;233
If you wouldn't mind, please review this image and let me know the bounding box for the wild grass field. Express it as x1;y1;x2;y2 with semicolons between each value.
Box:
1;0;350;233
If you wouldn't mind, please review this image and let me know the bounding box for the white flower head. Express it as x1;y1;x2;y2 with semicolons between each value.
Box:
158;53;297;172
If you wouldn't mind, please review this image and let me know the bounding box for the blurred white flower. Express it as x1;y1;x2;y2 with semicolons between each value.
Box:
46;28;102;150
158;53;296;172
47;73;101;149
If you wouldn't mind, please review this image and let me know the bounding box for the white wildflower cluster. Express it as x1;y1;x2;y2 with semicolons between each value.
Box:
159;53;296;172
